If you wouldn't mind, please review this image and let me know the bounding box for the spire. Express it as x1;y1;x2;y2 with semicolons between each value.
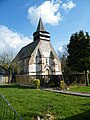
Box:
36;18;45;31
33;17;50;42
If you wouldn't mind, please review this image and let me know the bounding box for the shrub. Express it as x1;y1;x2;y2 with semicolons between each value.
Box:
31;79;40;89
60;80;67;90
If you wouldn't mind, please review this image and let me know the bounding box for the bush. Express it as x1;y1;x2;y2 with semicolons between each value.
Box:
60;80;67;90
31;79;40;89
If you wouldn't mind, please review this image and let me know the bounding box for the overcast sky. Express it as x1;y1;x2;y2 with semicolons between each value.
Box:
0;0;90;56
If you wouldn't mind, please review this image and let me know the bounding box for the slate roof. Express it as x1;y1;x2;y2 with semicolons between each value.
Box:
13;39;39;61
36;18;45;31
13;18;46;62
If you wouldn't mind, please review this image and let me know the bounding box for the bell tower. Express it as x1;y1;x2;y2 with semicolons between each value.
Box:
33;18;50;41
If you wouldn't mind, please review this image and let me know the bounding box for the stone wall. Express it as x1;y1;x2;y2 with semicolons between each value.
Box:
16;75;33;85
64;73;90;85
15;75;62;87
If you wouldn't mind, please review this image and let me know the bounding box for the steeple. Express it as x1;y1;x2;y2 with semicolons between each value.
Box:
36;18;45;31
33;18;50;42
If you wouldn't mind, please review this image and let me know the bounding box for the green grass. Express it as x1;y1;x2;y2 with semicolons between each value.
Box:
69;85;90;93
0;84;90;120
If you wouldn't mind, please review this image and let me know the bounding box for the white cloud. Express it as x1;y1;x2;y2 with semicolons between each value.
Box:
0;25;32;55
58;46;63;52
28;0;62;26
62;0;76;11
28;0;76;26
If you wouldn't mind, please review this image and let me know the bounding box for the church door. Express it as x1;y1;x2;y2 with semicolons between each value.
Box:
45;69;49;75
45;69;50;84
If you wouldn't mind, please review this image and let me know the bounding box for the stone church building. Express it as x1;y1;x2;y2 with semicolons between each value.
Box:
13;18;62;85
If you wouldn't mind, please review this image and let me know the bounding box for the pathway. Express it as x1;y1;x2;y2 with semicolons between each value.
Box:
43;88;90;97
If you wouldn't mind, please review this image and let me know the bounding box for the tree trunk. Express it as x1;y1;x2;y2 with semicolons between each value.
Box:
85;70;89;86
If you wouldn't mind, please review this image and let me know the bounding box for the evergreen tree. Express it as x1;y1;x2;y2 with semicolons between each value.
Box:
67;30;90;86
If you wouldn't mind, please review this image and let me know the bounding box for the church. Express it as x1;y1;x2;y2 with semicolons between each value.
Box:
13;18;62;85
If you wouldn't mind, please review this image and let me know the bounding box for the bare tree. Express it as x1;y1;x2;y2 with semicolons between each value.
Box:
58;44;72;84
0;51;13;69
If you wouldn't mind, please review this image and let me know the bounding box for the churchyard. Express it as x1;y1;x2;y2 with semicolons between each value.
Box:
0;84;90;120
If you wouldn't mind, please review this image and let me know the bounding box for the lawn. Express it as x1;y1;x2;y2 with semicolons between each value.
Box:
0;84;90;120
69;85;90;93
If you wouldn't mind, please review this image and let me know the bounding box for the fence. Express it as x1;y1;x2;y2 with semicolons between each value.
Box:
0;94;23;120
